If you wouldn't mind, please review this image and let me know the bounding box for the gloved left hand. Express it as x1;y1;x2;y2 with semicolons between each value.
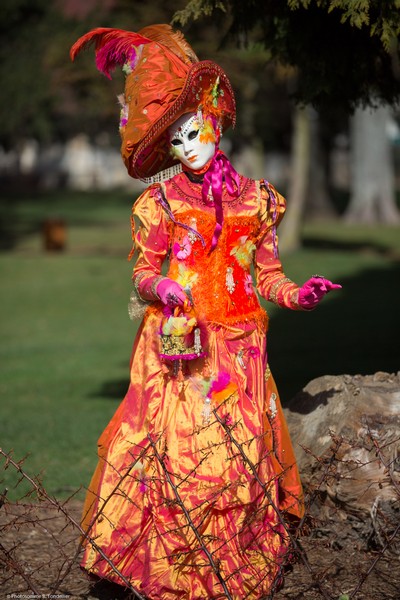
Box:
298;276;342;310
156;278;188;307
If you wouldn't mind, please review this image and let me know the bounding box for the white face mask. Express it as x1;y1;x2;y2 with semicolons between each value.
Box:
168;113;216;171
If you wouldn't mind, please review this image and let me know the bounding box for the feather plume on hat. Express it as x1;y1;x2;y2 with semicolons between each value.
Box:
70;28;151;78
137;25;199;65
70;25;198;77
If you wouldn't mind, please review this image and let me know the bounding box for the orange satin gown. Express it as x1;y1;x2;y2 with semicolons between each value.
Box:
80;172;304;599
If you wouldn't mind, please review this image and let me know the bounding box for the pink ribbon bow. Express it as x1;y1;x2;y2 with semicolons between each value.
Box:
202;151;240;251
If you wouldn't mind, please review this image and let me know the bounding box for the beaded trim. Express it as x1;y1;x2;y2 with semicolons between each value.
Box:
133;270;152;302
128;288;148;321
169;174;251;208
151;275;167;300
261;180;279;259
268;277;293;304
156;186;206;246
170;114;197;139
290;288;300;309
141;163;183;185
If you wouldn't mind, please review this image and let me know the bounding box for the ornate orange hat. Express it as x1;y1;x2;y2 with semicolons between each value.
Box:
70;25;236;181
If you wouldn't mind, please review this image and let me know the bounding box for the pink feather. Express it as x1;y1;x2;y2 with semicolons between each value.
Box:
70;28;151;78
210;372;230;394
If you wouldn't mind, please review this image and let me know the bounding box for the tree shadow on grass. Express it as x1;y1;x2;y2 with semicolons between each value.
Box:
268;261;400;406
92;378;130;400
303;235;400;257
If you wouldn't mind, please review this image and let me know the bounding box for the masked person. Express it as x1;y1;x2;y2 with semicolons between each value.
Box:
71;25;341;600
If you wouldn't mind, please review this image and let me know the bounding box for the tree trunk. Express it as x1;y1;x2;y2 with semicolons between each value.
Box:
279;105;311;253
305;108;337;219
345;104;400;224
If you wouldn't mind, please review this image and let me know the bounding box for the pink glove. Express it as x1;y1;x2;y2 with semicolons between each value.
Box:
298;276;342;310
156;278;188;307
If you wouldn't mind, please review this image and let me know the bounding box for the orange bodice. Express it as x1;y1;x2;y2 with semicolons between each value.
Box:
131;170;299;327
167;207;267;327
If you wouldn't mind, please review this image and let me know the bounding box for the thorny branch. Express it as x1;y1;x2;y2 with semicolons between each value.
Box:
349;521;400;599
0;419;399;600
147;433;234;600
0;448;146;600
213;408;333;600
368;428;400;498
0;540;41;595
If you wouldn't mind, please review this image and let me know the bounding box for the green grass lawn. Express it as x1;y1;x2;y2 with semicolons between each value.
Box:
1;188;399;499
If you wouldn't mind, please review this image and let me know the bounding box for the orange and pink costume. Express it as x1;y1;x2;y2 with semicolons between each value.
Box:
71;23;308;600
80;169;304;599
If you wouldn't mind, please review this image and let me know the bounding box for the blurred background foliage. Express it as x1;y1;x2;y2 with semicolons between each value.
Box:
175;0;400;111
0;0;187;146
2;0;400;147
0;0;297;152
1;0;399;232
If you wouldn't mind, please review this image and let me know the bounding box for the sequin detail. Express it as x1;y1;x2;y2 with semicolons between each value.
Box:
226;267;235;293
269;392;277;419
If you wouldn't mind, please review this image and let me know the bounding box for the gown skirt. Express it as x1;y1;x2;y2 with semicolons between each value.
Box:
80;308;303;600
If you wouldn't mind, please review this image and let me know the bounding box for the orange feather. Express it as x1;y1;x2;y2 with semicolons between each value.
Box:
138;24;198;65
70;25;198;79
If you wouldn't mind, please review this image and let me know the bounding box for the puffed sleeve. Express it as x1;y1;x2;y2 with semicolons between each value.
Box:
129;184;170;302
254;181;300;310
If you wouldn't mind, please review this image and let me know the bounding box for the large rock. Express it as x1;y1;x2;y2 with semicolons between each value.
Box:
284;372;400;550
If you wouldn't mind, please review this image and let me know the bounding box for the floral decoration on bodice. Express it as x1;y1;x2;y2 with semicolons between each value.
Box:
158;173;272;327
167;207;266;327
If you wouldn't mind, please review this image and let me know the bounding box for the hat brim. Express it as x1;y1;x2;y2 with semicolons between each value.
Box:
127;61;236;180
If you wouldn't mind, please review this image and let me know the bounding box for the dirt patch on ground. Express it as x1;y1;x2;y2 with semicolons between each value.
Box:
1;499;399;600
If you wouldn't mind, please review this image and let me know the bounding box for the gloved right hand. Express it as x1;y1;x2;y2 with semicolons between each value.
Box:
298;276;342;310
156;278;188;307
